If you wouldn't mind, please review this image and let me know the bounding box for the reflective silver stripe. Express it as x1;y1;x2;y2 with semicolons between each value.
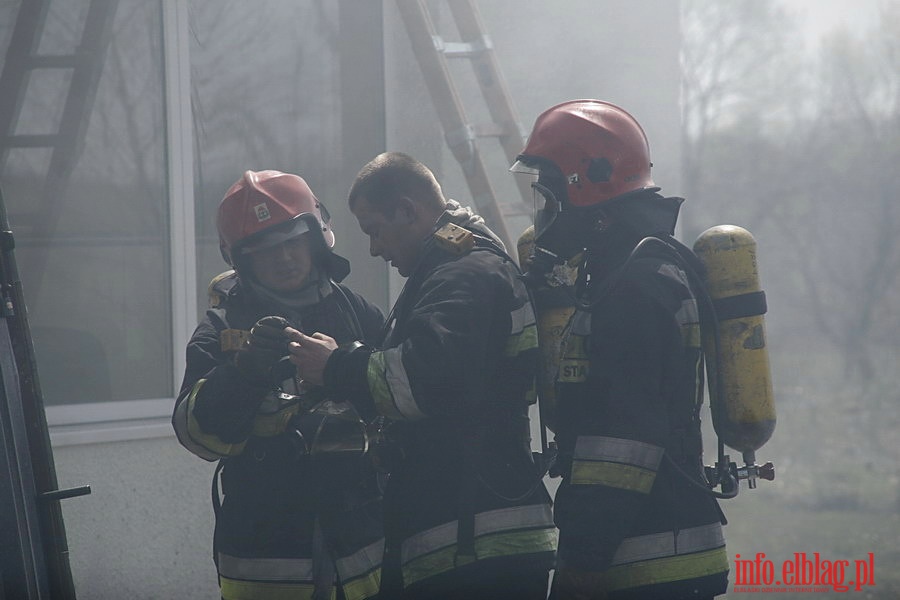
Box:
172;379;242;461
505;323;538;357
657;263;689;287
611;523;726;566
574;436;664;471
335;537;384;580
172;390;217;460
381;347;426;420
401;504;555;565
509;303;536;334
217;552;315;582
676;298;699;327
568;309;591;335
368;348;426;421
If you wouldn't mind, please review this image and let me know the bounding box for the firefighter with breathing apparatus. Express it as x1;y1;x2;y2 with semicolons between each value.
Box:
172;170;385;600
512;100;746;599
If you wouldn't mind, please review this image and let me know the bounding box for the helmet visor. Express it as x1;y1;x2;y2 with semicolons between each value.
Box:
509;158;541;176
531;181;561;241
238;215;311;255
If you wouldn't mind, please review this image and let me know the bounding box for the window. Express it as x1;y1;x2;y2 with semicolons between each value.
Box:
0;0;367;445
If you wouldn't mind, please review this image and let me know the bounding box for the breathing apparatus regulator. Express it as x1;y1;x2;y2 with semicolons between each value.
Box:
512;99;776;498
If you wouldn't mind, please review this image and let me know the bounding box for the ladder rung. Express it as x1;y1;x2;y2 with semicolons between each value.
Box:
4;134;63;148
432;34;492;58
445;122;510;149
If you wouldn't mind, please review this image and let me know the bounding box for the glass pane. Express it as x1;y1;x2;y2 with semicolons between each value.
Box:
1;0;171;404
190;1;343;317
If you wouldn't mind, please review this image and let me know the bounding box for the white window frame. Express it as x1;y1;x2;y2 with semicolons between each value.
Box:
47;0;195;447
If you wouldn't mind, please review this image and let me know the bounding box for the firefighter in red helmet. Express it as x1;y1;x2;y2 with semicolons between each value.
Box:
173;170;386;600
512;101;730;599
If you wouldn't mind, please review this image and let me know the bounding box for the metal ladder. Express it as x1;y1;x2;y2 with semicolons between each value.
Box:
394;0;532;251
0;0;119;297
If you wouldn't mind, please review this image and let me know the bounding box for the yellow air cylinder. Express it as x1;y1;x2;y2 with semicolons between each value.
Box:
693;225;776;455
517;226;576;433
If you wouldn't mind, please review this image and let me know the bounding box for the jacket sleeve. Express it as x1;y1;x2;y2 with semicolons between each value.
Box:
171;316;271;461
555;262;683;570
324;255;507;421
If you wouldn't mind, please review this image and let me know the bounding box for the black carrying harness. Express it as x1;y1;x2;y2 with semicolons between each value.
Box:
571;232;767;501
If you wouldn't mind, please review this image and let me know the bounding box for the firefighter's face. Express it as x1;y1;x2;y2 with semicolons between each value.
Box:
246;234;314;291
352;195;426;277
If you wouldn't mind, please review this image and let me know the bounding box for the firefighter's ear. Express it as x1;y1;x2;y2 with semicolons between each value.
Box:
395;196;417;225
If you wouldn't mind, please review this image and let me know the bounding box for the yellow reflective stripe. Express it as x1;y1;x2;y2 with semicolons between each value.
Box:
558;326;589;383
402;526;558;588
605;546;729;592
341;568;380;600
571;436;662;491
172;383;217;460
401;504;557;586
675;298;699;327
570;460;656;493
367;349;426;421
509;303;536;334
678;297;701;348
336;537;384;579
367;351;401;419
603;524;728;592
219;576;319;600
402;504;553;564
179;379;246;459
250;401;301;437
682;322;701;348
574;436;663;469
505;322;538;356
336;538;383;600
218;552;325;600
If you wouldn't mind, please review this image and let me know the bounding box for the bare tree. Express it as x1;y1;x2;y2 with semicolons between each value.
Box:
680;0;802;239
681;1;900;467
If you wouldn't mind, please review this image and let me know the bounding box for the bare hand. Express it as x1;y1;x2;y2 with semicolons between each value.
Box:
285;329;338;386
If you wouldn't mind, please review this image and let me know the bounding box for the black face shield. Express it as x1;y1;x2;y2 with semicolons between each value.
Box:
530;175;599;262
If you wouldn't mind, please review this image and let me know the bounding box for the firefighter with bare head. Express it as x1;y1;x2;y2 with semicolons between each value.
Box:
288;152;558;599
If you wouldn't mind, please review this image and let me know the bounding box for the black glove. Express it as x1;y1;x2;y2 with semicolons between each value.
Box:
233;316;295;385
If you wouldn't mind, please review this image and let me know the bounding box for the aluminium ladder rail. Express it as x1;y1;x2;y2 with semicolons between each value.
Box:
394;0;533;251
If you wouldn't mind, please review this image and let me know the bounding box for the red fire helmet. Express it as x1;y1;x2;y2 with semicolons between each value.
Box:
217;170;334;266
512;100;656;207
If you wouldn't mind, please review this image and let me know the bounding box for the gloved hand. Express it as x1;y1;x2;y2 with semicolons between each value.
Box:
233;316;295;385
549;566;609;600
